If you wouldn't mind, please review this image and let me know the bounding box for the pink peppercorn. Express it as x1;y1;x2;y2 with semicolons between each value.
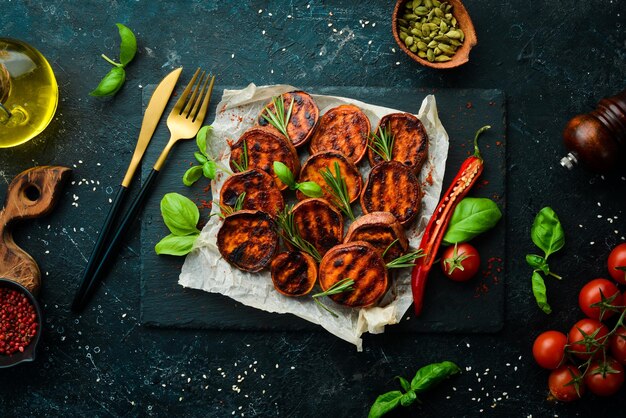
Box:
0;287;38;355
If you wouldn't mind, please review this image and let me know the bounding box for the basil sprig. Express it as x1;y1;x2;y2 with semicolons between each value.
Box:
368;361;460;418
526;207;565;314
443;197;502;244
155;193;201;256
183;126;233;186
273;161;323;198
90;23;137;97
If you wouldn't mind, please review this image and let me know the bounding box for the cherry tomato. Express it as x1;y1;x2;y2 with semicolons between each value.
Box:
608;243;626;285
584;358;625;396
610;326;626;365
578;278;622;320
533;330;567;369
567;319;610;360
440;243;480;282
548;365;584;402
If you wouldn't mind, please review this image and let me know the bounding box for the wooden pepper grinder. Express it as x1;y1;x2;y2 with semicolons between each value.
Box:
561;89;626;173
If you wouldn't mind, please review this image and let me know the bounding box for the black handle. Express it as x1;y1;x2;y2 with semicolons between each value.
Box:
72;169;161;312
71;185;129;311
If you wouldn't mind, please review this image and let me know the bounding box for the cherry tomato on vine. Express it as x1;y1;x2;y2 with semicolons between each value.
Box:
584;358;625;397
608;243;626;285
567;319;610;360
610;327;626;365
533;330;567;369
440;243;480;282
548;365;584;402
578;278;622;320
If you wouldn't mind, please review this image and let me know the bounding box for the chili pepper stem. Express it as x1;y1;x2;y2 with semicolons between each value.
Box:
473;125;491;158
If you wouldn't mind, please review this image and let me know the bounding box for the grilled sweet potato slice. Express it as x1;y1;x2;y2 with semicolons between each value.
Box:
217;210;278;272
220;169;284;218
318;242;388;308
229;127;300;191
343;211;408;263
271;251;318;297
308;104;371;164
256;91;319;148
296;151;362;203
291;198;343;257
368;113;429;173
360;161;421;227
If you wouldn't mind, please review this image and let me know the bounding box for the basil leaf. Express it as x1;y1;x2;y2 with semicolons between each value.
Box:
89;67;126;97
296;181;323;198
155;233;197;256
183;165;203;187
532;271;552;314
367;391;403;418
203;160;217;180
410;361;460;393
160;193;200;236
443;198;502;245
531;207;564;258
400;391;418;407
194;152;208;164
395;376;411;393
116;23;137;67
273;161;295;188
196;126;211;156
526;254;550;275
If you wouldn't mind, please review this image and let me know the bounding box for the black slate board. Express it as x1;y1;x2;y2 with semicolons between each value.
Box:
140;86;506;333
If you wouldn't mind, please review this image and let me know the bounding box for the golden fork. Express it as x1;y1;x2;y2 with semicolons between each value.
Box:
73;69;215;311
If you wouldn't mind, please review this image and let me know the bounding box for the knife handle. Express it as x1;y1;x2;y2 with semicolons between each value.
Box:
72;169;160;312
71;185;129;311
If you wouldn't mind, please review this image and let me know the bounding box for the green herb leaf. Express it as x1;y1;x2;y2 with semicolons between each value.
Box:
369;125;395;162
155;233;198;256
196;126;211;157
262;95;294;140
386;249;425;269
295;181;323;198
194;152;208;164
410;361;460;393
183;165;204;187
160;193;200;236
531;207;565;258
319;161;355;221
203;160;217;180
400;391;418;407
116;23;137;67
312;278;354;317
89;67;126;97
395;376;411;393
442;198;502;245
273;161;296;189
532;271;552;314
367;391;403;418
275;206;322;262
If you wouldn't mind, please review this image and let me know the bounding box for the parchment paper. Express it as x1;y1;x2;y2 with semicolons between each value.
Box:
179;84;449;351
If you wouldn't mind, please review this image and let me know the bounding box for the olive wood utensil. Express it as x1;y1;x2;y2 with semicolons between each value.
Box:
0;166;71;294
72;68;215;312
71;67;182;311
392;0;477;69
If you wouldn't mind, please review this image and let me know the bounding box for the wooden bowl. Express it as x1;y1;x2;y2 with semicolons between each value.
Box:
392;0;477;69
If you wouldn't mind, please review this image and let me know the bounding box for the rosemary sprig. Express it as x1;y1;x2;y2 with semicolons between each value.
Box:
262;95;294;141
386;249;425;269
319;161;355;221
275;206;322;262
218;192;246;218
369;125;395;161
231;141;249;173
312;278;355;318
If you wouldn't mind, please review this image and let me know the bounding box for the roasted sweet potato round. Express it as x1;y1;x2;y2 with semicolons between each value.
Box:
343;211;408;263
318;241;388;308
217;210;278;272
270;251;318;297
220;169;284;218
229;127;300;191
291;198;343;257
368;112;429;172
296;151;362;203
360;161;421;227
256;91;319;148
308;104;371;164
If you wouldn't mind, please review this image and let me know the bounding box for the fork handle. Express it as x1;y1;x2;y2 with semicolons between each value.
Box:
71;185;129;311
72;169;160;312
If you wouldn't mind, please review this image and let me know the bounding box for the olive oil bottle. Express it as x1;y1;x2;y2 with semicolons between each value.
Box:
0;38;58;148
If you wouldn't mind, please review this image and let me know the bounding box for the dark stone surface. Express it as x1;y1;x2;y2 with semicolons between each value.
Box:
1;1;625;417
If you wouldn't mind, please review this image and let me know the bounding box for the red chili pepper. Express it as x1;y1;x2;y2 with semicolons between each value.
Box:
411;125;491;315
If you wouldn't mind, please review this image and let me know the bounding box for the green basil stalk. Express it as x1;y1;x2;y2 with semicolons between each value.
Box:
90;23;137;97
